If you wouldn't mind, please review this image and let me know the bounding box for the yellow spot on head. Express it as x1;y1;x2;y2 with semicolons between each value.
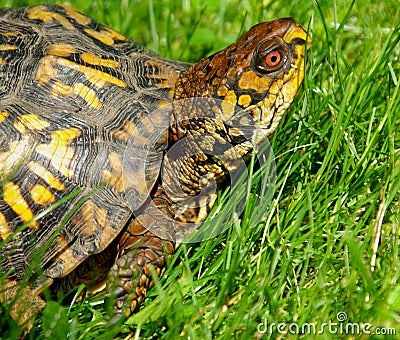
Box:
238;71;271;93
217;85;228;97
238;94;252;108
224;90;237;105
268;79;283;95
30;184;56;206
283;24;312;47
221;90;237;120
3;182;39;230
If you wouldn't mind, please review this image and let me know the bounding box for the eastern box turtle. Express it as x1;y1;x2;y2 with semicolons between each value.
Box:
0;3;310;329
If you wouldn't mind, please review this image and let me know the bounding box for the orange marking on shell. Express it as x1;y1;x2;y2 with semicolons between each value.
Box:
55;56;126;88
112;120;137;142
0;137;33;180
0;111;9;123
0;44;18;51
36;56;59;84
35;128;81;179
2;31;22;37
27;161;66;191
27;6;75;30
101;151;125;192
51;234;77;273
84;28;125;46
80;52;120;68
0;212;12;240
52;81;102;109
3;182;39;230
14;114;51;134
59;4;91;25
46;43;77;57
37;55;126;91
30;184;56;206
72;200;106;236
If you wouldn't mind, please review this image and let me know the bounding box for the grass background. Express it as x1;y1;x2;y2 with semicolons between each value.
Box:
1;0;399;339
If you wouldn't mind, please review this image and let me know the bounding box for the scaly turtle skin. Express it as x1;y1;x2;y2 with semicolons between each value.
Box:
0;3;310;328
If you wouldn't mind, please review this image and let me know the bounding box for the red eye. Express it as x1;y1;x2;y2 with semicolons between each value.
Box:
251;38;289;75
265;51;281;67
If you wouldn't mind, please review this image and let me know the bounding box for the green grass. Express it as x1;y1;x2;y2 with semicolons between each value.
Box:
1;0;399;339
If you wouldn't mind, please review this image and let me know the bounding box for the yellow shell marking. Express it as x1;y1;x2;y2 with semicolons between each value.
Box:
30;184;56;206
113;120;137;142
52;81;102;110
72;200;107;240
27;6;75;30
0;137;32;180
80;53;120;68
51;234;77;273
55;57;126;88
36;55;125;87
59;4;91;25
84;28;126;46
3;181;39;230
35;128;81;179
0;212;12;240
0;44;18;51
27;161;66;191
0;111;9;123
46;43;77;57
102;151;125;192
36;56;59;85
14;114;51;134
2;31;22;37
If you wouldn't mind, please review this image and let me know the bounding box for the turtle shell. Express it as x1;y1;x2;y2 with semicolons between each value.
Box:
0;3;187;288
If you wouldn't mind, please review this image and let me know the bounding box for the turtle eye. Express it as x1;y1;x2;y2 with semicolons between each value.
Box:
252;38;289;75
265;50;281;67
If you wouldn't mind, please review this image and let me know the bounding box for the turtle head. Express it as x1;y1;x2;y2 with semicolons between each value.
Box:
174;18;311;139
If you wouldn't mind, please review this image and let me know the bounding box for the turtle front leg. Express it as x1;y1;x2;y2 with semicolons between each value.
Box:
107;189;175;323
